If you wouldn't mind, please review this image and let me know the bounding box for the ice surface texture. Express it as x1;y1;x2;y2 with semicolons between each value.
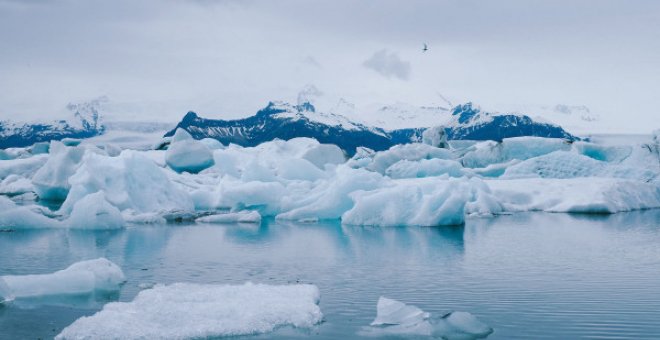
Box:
56;282;322;340
1;258;125;300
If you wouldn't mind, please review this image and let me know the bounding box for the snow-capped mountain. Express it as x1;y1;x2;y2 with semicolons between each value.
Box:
165;101;578;155
0;98;106;148
446;103;577;141
164;102;407;155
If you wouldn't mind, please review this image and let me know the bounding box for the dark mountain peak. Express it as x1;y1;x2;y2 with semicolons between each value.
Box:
181;111;199;124
452;102;481;124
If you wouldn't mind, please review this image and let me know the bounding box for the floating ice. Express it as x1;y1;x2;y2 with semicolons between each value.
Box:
385;158;465;179
197;210;262;224
462;137;570;168
488;178;660;213
342;178;476;226
0;174;34;195
370;297;430;326
502;151;606;179
0;154;48;181
59;150;194;216
421;125;449;148
165;128;214;173
362;297;492;339
56;282;322;340
301;143;346;169
367;143;453;174
0;196;60;229
32;142;85;200
0;276;12;303
67;191;124;229
1;258;125;299
277;166;384;221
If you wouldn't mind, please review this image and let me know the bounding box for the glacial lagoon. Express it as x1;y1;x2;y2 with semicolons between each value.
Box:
2;211;660;339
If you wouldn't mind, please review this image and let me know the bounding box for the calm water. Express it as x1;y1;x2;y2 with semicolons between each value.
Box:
1;211;660;339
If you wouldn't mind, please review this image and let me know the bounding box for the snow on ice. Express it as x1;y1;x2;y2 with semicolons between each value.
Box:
56;282;322;339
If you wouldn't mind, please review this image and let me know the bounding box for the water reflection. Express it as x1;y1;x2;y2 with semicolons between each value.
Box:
1;210;660;339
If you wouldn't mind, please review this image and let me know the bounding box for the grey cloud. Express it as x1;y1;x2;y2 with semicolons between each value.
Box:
363;50;411;80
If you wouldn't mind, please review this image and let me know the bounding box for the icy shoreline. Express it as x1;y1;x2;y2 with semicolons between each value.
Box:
0;131;659;229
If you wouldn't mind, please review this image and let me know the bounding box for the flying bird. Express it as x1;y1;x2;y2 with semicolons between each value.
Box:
422;43;428;52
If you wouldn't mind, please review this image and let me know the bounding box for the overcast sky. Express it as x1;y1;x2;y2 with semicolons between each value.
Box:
0;0;659;132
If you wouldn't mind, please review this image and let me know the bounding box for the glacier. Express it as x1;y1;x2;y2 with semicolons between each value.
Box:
55;282;322;340
0;129;658;229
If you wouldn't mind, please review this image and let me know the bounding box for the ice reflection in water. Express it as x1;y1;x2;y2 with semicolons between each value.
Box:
1;210;660;339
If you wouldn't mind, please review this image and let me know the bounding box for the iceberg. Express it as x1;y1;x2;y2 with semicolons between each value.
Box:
196;210;262;224
362;297;493;339
58;150;194;216
342;178;476;226
461;137;571;168
1;258;125;299
31;142;85;201
488;178;660;213
165;128;214;173
0;196;61;229
421;125;449;148
0;154;48;180
66;191;124;229
56;282;322;340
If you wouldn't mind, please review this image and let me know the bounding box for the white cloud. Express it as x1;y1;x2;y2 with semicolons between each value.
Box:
362;50;411;80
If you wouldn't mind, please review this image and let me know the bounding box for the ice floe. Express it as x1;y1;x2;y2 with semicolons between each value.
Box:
361;297;493;339
56;282;322;339
196;210;262;223
0;258;125;300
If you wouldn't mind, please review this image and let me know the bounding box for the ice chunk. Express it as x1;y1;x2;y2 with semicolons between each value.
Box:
371;297;430;326
165;128;214;173
0;174;34;195
1;258;125;299
502;151;606;179
67;191;124;229
422;125;449;148
276;166;384;221
441;311;494;339
32;142;85;200
199;137;225;150
301;143;346;169
0;277;12;303
0;196;61;229
573;141;632;162
342;178;476;226
59;151;194;215
385;158;465;179
56;282;322;339
368;143;454;173
346;146;375;168
488;178;660;213
363;297;492;339
28;142;50;155
196;210;262;224
462;137;570;168
0;154;48;180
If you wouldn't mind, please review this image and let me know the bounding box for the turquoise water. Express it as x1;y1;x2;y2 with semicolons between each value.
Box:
1;211;660;339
